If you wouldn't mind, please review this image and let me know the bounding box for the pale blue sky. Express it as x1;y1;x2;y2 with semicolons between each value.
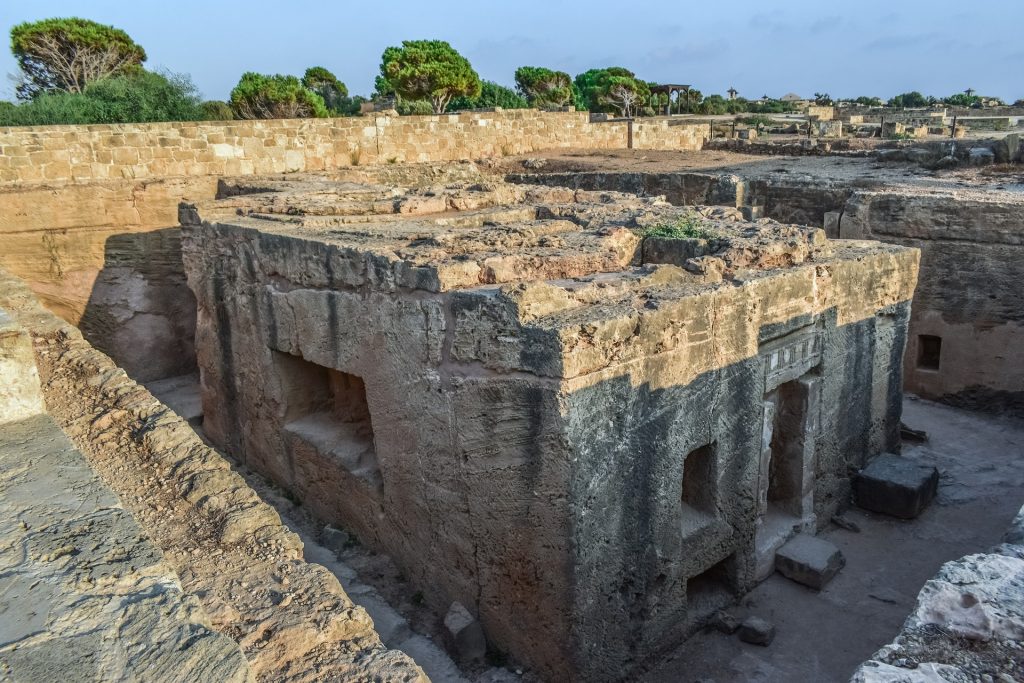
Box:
2;1;1021;102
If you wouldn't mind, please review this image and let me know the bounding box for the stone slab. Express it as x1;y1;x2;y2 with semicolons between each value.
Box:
0;414;251;682
854;453;939;519
775;533;845;590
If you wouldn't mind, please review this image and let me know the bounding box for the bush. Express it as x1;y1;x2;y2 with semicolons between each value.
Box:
448;81;527;111
0;70;203;126
229;72;328;119
888;91;933;108
200;100;234;120
396;99;435;115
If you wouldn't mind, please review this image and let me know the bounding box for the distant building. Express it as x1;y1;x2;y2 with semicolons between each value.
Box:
780;93;803;103
727;87;738;101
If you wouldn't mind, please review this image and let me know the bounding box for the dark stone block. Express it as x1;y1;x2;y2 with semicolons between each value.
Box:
738;617;775;646
853;453;939;519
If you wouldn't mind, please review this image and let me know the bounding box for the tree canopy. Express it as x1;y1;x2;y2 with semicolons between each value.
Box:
572;67;648;115
379;40;481;114
11;17;147;100
302;66;349;112
887;91;933;108
229;72;329;119
514;67;573;108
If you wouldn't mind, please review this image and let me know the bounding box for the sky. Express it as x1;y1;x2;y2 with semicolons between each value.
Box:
1;1;1021;103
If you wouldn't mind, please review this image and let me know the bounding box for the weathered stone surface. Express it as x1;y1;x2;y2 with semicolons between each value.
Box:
854;454;939;519
775;533;845;590
738;617;776;646
180;173;917;681
0;414;252;683
968;147;996;166
0;309;44;424
322;525;351;556
711;609;742;634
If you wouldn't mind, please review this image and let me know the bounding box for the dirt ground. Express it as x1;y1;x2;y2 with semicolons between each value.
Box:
493;149;1024;198
641;396;1024;683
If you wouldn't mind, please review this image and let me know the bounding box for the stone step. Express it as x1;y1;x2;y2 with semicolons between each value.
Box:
775;533;845;590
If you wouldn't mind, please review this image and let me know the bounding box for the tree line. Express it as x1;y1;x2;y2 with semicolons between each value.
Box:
2;17;1020;127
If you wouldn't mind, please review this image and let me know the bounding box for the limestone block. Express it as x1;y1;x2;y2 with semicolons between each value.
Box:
853;453;939;519
823;211;842;238
774;533;845;590
0;310;44;424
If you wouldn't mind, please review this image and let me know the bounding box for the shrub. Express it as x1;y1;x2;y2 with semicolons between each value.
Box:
0;70;203;126
448;81;527;111
200;100;234;120
11;17;146;100
229;72;328;119
396;99;435;116
641;213;716;240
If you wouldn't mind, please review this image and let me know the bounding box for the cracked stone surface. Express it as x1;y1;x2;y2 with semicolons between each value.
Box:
0;414;251;683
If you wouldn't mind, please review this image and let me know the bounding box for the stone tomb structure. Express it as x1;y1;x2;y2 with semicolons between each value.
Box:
180;176;919;680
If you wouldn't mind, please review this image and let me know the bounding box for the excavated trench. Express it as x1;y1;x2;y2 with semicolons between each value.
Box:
5;158;1023;681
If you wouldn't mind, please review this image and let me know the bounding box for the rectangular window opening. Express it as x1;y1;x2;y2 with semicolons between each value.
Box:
918;335;941;371
274;350;380;491
681;443;717;535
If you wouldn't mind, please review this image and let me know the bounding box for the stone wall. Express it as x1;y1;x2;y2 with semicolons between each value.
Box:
507;169;1024;415
840;192;1024;412
0;283;252;682
0;111;709;186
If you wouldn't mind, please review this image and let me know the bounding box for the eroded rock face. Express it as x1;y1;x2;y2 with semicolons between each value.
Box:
182;174;918;681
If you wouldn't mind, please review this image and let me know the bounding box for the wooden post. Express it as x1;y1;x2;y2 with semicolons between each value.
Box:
951;115;957;139
627;118;633;149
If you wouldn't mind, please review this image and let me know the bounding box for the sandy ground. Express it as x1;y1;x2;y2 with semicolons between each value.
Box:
641;397;1024;683
495;149;1024;199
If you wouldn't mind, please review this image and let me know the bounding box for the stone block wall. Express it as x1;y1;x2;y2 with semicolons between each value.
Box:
179;180;918;680
840;191;1024;412
0;111;709;186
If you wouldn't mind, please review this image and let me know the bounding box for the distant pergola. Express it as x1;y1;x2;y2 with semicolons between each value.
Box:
649;84;692;115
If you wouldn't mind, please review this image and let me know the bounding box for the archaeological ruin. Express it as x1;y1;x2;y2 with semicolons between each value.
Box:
1;109;1022;682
